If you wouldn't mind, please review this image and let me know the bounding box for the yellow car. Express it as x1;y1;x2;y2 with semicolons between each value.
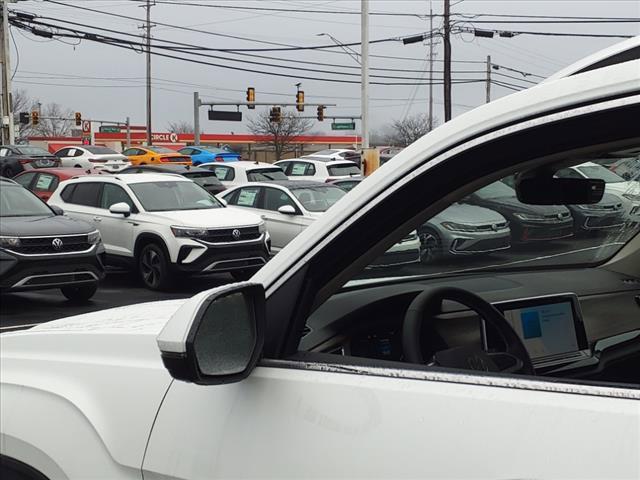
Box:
122;146;191;166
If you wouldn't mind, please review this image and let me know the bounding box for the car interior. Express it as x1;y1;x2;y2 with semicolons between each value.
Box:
295;137;640;389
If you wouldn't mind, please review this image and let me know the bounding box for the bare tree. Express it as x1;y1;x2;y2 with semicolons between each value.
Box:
247;109;313;160
11;89;36;143
167;121;194;134
385;114;436;147
32;103;74;137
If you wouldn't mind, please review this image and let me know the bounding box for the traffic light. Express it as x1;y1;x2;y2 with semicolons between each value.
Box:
316;105;324;121
19;112;29;125
269;106;282;123
31;111;39;126
296;90;304;112
75;112;82;126
246;87;255;109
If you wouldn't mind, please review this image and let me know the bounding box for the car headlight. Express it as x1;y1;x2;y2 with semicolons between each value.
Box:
0;236;20;248
441;222;478;232
513;213;546;221
87;230;101;245
258;222;266;234
171;226;208;238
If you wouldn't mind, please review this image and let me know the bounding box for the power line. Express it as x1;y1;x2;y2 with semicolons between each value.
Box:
455;13;640;20
459;26;634;39
492;71;538;85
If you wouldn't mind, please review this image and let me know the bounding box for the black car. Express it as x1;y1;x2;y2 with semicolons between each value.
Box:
0;145;61;178
0;177;105;301
566;192;627;234
464;181;574;243
119;164;226;195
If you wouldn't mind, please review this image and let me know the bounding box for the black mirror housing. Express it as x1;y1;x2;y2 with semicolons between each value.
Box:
50;205;64;216
516;176;605;205
160;283;265;385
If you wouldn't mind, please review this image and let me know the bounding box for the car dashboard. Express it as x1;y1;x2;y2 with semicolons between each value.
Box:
300;268;640;385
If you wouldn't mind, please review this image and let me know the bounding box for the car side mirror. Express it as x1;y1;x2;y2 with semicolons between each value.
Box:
50;205;64;215
278;205;296;215
157;283;265;385
109;202;131;217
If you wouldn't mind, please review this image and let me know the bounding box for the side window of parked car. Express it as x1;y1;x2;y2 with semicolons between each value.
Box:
14;172;37;188
289;162;314;176
34;174;59;193
555;168;583;179
101;183;135;211
66;183;101;207
233;187;260;208
276;162;291;175
55;148;70;157
0;148;9;156
211;166;235;181
264;187;296;211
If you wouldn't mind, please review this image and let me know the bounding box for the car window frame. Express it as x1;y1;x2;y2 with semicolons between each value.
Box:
33;173;59;193
14;172;38;189
99;182;138;212
262;186;301;214
65;181;103;208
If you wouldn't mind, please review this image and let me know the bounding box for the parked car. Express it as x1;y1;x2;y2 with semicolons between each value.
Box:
418;202;511;263
0;145;60;177
564;192;627;235
379;146;403;166
275;158;361;182
327;176;364;192
200;161;288;187
219;181;346;252
608;156;639;181
0;177;104;300
48;174;269;289
3;38;640;480
177;145;241;165
118;164;226;196
464;181;573;244
13;167;105;202
53;145;131;172
122;146;191;166
303;148;362;168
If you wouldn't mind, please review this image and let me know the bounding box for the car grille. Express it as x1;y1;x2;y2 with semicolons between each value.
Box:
11;235;92;255
201;226;261;243
452;235;511;253
474;221;509;232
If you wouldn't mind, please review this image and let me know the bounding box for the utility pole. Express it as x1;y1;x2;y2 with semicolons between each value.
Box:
361;0;369;149
143;0;153;146
1;0;15;144
428;1;433;129
485;55;491;103
125;116;131;148
193;91;200;146
443;0;451;122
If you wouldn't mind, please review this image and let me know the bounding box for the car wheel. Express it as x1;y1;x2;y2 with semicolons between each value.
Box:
61;282;98;302
139;243;172;290
419;228;442;264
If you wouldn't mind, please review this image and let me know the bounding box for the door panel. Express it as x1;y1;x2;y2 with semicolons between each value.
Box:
97;184;136;256
143;366;639;479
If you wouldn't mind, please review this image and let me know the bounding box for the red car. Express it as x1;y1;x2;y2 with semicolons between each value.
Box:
12;168;104;202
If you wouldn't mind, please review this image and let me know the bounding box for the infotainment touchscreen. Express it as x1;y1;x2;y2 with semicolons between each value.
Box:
484;294;590;363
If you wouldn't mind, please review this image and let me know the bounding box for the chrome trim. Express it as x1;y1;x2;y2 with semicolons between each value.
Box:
449;243;511;255
202;256;267;272
197;232;266;247
2;243;97;257
0;232;95;239
11;271;99;288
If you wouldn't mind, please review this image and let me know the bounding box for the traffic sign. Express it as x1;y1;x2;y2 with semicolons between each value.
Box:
99;125;121;133
331;122;356;131
82;120;91;133
208;110;242;122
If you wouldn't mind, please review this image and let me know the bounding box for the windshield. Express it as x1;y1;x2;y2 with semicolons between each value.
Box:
183;172;221;186
148;146;176;154
292;186;346;212
15;146;51;156
354;145;640;282
328;164;361;176
130;181;223;211
576;165;626;183
0;185;52;217
247;168;288;181
84;146;117;154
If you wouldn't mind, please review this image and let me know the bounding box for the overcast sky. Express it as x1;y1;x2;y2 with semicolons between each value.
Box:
10;0;640;135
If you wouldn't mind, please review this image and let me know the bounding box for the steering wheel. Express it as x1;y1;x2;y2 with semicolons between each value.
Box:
402;287;535;375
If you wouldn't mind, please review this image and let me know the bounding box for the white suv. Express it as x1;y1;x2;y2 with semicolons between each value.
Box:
49;173;270;289
275;158;361;182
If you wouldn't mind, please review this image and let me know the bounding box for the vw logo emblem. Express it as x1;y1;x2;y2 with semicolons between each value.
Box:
557;213;563;219
231;229;241;240
491;224;499;231
51;238;64;250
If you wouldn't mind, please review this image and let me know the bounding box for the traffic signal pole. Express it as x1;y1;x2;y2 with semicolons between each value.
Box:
1;0;15;144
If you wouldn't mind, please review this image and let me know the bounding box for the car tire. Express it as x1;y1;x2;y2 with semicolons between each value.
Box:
419;228;442;264
139;243;172;290
61;282;98;302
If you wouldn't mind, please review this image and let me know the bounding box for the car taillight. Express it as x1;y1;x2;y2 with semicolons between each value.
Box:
215;155;224;162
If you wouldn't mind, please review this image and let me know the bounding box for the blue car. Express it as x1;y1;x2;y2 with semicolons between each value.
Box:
177;145;241;166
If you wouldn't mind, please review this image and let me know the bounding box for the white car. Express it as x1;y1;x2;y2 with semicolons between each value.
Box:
303;148;361;167
53;145;131;172
275;157;361;182
199;160;288;187
557;161;640;221
48;173;270;289
2;39;640;479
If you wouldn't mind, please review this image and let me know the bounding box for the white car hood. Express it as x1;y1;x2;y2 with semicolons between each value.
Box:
146;207;262;228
